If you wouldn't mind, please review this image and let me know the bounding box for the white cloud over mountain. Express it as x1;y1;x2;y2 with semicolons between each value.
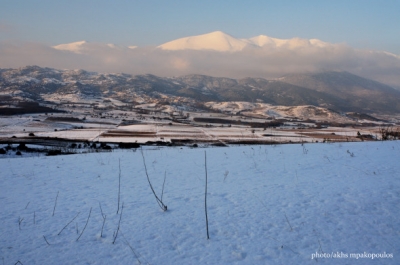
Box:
53;41;88;53
1;31;399;88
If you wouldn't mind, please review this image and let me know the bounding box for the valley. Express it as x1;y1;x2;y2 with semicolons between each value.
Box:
1;66;399;156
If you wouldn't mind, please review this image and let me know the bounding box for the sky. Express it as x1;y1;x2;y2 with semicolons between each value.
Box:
0;0;400;88
1;0;399;54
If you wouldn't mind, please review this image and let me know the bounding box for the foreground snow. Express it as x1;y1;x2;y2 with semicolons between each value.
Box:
1;141;399;264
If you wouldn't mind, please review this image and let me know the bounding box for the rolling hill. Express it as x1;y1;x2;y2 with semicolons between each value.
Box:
1;66;400;114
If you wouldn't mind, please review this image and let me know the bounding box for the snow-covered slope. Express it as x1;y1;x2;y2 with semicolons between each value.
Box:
2;66;400;114
1;142;399;264
206;102;353;122
158;31;255;52
158;31;332;52
51;32;331;53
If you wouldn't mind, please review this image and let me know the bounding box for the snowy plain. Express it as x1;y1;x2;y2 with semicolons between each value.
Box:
1;141;399;264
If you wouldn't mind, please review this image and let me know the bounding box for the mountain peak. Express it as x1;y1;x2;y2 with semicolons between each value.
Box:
158;31;251;52
207;30;232;37
158;31;335;52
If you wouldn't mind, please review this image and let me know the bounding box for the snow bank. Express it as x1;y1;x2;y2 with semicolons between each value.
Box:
1;141;399;264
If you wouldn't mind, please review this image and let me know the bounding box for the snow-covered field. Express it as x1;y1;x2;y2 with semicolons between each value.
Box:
1;141;399;264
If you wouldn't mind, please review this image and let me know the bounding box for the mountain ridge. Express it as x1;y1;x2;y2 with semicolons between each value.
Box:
153;31;333;52
1;66;400;114
53;31;337;53
158;31;252;52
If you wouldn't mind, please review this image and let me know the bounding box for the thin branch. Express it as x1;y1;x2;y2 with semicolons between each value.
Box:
52;191;59;217
99;202;107;238
223;170;229;182
140;149;167;211
43;235;51;246
101;215;107;238
57;212;80;235
318;239;324;253
99;202;105;219
76;207;92;241
113;203;123;244
117;159;121;214
161;171;167;202
18;217;24;230
204;151;210;240
24;202;30;209
121;231;144;265
253;194;268;210
285;213;293;231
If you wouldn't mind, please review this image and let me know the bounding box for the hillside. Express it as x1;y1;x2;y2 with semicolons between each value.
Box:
280;72;400;112
1;66;400;113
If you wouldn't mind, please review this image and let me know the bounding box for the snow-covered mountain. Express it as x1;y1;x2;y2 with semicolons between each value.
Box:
157;31;331;52
52;31;334;53
157;31;254;52
1;66;400;114
43;32;400;90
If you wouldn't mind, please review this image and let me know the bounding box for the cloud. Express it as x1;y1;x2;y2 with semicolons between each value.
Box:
1;40;400;88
